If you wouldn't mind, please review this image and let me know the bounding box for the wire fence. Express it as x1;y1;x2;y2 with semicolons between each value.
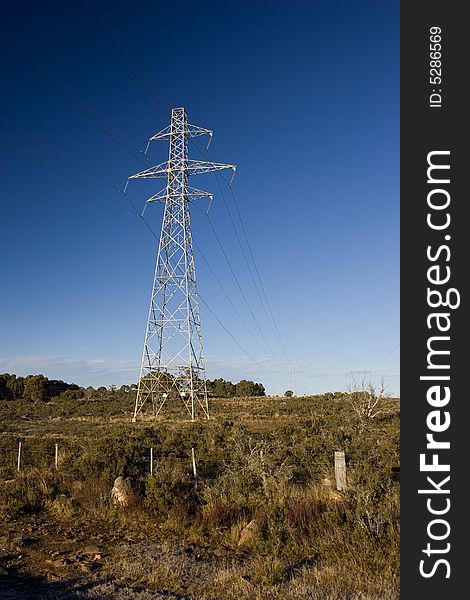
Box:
1;438;400;493
0;438;200;482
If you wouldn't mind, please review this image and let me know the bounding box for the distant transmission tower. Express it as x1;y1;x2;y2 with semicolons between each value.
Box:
129;107;235;421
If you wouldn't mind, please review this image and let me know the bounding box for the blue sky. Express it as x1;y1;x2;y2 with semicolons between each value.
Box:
0;0;399;396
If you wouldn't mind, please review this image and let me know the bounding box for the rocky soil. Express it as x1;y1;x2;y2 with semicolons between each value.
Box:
0;514;229;599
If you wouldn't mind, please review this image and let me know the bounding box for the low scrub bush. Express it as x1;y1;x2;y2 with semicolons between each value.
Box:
0;393;399;598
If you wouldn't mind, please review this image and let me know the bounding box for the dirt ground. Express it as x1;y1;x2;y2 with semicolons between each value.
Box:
0;513;226;599
0;395;400;599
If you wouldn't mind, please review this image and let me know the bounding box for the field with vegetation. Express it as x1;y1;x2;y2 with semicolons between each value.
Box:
0;383;400;599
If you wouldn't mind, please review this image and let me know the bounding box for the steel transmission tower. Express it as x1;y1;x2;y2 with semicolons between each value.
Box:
129;107;235;422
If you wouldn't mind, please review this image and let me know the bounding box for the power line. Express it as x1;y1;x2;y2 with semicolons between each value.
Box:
371;343;400;369
2;115;125;195
198;207;288;374
95;42;291;369
8;141;136;216
106;43;172;121
1;31;148;167
3;35;287;383
132;202;278;376
191;137;292;366
3;117;268;380
123;194;287;378
198;295;264;369
90;43;291;375
225;180;291;361
187;138;293;371
193;238;272;355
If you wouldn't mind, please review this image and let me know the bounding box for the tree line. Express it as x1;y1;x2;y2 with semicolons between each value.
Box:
0;373;266;401
205;378;265;397
0;373;81;402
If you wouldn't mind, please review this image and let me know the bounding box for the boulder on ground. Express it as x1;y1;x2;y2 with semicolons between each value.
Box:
237;519;260;547
111;476;134;507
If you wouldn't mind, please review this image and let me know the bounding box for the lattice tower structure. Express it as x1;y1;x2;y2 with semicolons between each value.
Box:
129;107;235;421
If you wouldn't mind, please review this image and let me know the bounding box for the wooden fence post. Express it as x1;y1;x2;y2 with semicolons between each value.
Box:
55;443;59;470
191;447;197;479
150;447;154;475
334;451;347;490
17;441;22;473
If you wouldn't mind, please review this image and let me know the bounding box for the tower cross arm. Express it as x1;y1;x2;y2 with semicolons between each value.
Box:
187;160;236;175
186;124;213;139
128;161;170;179
128;160;236;180
146;187;213;204
148;124;172;141
149;123;213;142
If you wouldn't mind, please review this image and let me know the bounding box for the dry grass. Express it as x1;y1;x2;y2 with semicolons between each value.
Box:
0;393;399;599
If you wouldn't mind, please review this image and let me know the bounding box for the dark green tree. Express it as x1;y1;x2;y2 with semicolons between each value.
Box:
46;378;80;398
0;374;9;399
6;374;25;399
214;378;236;397
23;374;48;402
235;379;265;397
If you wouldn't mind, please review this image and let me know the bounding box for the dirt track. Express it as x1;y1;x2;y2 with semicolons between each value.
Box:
0;514;220;599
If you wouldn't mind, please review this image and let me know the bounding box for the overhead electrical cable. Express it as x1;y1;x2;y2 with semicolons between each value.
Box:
112;182;274;374
225;180;292;361
103;53;289;372
7;141;136;215
197;207;289;374
196;142;292;366
197;295;265;369
89;41;292;373
193;239;274;355
2;33;288;378
1;32;148;167
2;116;126;195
